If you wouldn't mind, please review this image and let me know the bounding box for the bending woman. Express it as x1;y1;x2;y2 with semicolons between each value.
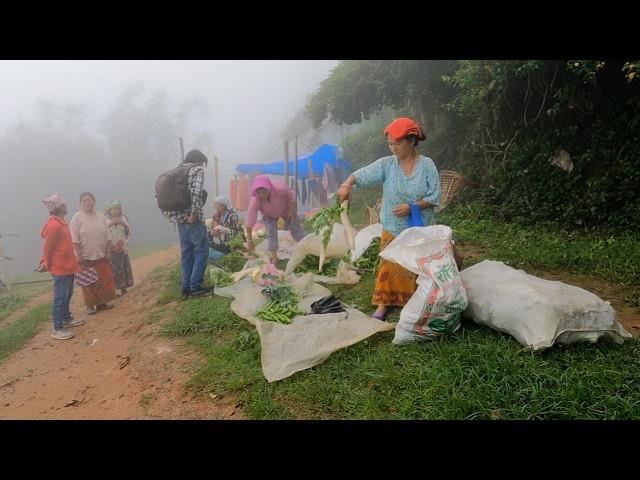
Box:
245;175;305;263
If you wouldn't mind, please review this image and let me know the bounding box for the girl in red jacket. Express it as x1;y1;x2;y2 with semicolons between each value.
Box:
38;193;85;340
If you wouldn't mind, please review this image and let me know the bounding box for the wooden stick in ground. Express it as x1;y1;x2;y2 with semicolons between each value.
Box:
214;156;219;197
294;134;299;202
0;236;11;292
284;141;289;186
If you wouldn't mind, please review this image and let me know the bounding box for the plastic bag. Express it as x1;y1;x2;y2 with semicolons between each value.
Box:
257;263;285;286
406;204;424;228
379;225;468;345
74;267;99;288
461;260;632;350
350;223;383;263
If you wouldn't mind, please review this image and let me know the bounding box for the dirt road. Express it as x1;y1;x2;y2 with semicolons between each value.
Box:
0;246;239;419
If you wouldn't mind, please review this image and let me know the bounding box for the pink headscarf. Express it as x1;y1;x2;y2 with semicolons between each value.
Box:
42;193;65;213
250;175;274;196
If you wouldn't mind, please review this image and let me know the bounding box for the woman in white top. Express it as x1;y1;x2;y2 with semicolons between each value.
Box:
69;192;116;315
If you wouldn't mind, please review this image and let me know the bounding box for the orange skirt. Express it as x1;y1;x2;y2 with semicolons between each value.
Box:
372;230;417;307
81;258;116;307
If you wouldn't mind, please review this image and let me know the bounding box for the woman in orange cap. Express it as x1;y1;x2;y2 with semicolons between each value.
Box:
336;117;441;321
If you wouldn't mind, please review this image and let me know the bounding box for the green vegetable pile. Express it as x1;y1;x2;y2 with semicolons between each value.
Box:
261;280;299;306
256;301;300;324
227;232;245;249
294;255;340;277
256;279;301;324
209;269;234;287
354;237;381;272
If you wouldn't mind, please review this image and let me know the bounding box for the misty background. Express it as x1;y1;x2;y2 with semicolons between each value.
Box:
0;60;341;278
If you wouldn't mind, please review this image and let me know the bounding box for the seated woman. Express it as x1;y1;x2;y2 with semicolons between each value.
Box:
207;196;243;262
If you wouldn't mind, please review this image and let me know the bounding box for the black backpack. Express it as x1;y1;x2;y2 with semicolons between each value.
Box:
155;162;208;212
155;164;192;211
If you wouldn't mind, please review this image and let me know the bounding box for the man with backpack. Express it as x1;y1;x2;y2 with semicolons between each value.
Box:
156;149;213;299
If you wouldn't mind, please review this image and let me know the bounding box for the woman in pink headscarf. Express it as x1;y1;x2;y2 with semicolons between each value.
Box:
245;175;305;263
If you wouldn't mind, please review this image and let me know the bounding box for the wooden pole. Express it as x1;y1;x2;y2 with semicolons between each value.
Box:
179;137;185;162
214;156;219;197
293;133;299;201
0;236;11;292
233;173;238;208
284;141;289;185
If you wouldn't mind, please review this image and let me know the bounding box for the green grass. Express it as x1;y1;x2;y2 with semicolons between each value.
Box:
156;251;640;419
0;293;29;321
149;202;640;419
0;303;51;363
0;280;52;322
438;201;640;286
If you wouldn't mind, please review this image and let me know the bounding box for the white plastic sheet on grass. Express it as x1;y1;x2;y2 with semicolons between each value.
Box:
219;271;394;382
255;230;296;262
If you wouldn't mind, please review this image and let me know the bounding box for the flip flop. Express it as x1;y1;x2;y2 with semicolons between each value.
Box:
372;310;387;321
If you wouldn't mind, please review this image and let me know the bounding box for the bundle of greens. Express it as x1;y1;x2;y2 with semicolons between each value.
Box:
293;255;339;277
261;280;299;307
209;269;234;287
227;232;245;250
216;251;246;273
305;197;345;272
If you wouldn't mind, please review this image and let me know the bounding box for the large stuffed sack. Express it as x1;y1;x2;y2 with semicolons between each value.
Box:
379;225;468;345
461;260;632;350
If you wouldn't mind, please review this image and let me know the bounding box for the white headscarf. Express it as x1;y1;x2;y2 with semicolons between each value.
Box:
213;196;231;209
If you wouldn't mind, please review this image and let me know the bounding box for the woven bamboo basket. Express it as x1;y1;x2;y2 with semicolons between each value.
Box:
435;170;464;213
363;198;382;226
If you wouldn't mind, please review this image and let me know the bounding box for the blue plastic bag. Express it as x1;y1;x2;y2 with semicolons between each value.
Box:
407;204;424;228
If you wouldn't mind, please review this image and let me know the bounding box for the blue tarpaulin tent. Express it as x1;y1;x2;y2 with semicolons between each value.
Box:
235;144;351;179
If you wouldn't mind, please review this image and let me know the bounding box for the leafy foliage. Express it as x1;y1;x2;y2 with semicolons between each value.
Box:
307;60;640;231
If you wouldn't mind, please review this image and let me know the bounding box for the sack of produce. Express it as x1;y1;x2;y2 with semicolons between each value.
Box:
380;225;468;345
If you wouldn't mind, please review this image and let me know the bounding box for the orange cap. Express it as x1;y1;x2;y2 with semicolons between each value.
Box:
383;117;425;141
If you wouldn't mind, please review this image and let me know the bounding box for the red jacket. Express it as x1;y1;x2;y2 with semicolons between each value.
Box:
40;216;79;276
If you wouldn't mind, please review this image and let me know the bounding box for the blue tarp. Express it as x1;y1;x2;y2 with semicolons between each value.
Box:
235;144;351;179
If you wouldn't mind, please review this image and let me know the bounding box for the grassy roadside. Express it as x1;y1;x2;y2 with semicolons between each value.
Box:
152;221;640;419
1;281;52;322
0;303;51;363
437;201;640;287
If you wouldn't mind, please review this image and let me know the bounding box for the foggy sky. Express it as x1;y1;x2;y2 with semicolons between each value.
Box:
0;60;338;278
